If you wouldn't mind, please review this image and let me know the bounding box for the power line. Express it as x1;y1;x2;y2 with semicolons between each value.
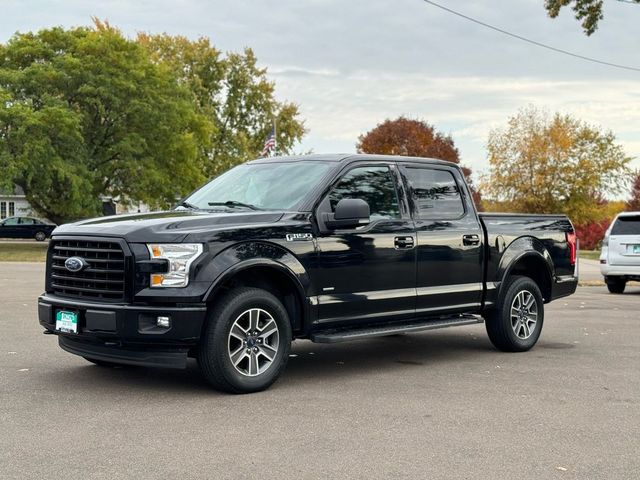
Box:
422;0;640;73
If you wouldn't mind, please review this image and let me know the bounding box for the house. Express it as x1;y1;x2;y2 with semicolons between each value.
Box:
0;185;151;222
0;185;32;220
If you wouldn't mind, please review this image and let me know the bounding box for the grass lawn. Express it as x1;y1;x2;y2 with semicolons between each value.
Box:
580;250;601;261
0;242;48;262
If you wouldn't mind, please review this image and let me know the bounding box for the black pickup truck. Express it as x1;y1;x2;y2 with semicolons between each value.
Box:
38;154;578;393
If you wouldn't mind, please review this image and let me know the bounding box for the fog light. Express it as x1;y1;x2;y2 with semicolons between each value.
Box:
156;316;171;328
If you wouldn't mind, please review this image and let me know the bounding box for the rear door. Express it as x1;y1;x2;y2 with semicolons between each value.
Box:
608;215;640;265
399;163;484;315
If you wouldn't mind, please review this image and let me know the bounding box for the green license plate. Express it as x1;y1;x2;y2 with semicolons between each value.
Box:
55;310;78;334
633;245;640;254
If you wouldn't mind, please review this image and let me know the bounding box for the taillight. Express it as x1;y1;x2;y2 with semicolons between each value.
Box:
566;232;577;266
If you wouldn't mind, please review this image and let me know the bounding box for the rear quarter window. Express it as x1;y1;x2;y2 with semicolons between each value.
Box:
611;216;640;235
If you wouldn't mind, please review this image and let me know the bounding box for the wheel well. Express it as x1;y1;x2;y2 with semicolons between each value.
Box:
506;255;552;301
209;266;304;333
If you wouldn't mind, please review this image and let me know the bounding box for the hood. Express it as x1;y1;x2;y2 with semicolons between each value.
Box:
52;210;286;243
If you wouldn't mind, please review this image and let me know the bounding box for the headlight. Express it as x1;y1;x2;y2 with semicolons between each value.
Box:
146;243;203;288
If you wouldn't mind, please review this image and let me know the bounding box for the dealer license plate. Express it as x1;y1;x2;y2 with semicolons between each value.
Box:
56;310;78;334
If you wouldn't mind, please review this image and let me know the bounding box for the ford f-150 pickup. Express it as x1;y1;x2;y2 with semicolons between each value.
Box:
38;154;578;393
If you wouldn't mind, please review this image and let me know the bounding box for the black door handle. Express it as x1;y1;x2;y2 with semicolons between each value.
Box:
462;234;480;246
394;236;415;249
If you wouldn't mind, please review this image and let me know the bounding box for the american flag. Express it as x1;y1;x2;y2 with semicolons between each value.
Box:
261;127;276;156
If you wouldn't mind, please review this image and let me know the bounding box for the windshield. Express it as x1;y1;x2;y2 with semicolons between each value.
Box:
183;161;333;211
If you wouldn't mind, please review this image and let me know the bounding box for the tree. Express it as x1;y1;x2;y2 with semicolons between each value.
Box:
544;0;640;35
627;172;640;211
356;117;481;207
137;33;306;177
482;106;632;223
0;21;211;224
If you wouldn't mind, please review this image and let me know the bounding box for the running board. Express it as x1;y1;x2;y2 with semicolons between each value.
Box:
310;315;483;344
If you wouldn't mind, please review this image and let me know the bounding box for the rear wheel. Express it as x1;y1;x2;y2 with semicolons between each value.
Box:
485;275;544;352
605;276;626;294
197;287;292;394
34;231;47;242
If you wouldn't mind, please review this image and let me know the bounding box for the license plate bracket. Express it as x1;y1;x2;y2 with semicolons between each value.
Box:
55;310;79;334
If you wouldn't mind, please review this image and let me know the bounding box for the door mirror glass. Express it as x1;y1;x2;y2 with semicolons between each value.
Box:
324;198;370;229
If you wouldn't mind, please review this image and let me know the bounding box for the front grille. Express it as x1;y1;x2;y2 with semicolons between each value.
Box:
49;239;127;301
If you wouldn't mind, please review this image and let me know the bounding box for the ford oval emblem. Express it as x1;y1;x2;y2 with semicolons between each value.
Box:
65;256;88;273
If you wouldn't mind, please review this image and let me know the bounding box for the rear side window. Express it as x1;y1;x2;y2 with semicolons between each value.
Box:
403;167;464;219
611;216;640;235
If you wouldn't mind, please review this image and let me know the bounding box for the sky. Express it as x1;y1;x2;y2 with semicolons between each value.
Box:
2;0;640;179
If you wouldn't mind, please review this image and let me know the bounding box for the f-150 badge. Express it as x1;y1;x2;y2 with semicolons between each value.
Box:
286;233;313;242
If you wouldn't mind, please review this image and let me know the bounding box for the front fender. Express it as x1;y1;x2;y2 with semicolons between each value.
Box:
199;241;311;302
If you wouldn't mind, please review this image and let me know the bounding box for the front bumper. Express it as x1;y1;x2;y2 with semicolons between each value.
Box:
38;294;208;368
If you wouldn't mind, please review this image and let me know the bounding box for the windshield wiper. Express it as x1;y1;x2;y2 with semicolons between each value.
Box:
208;201;261;211
177;201;200;210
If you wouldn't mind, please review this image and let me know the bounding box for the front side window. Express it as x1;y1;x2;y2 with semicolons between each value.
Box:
328;165;400;220
3;217;19;225
403;167;464;220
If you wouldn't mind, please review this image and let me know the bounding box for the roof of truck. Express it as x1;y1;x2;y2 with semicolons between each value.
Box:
249;153;460;168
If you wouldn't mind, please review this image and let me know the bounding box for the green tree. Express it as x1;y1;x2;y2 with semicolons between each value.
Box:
0;21;211;224
138;33;306;177
544;0;640;35
482;106;632;223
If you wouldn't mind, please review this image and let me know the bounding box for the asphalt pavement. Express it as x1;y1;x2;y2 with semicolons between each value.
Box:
0;262;638;479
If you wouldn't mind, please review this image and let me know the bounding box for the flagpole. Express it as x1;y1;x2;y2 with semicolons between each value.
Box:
273;117;277;157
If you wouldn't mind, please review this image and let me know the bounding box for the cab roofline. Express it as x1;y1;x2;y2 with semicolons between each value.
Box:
248;153;461;168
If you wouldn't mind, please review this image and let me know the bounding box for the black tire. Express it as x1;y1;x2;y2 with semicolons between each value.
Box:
197;287;292;394
605;277;626;294
83;357;126;368
484;275;544;352
34;231;47;242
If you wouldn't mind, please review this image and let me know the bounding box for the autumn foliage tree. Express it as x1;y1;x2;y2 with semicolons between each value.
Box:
482;106;632;223
356;117;481;207
627;172;640;211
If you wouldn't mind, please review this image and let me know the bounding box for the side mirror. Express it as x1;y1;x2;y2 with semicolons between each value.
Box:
323;198;370;230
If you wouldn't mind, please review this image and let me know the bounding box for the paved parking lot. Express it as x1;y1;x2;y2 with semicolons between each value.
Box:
1;262;638;479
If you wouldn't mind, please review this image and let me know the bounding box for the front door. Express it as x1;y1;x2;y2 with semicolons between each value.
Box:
315;163;416;326
399;163;484;315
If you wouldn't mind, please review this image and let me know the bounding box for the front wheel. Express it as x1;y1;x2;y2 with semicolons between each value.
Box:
484;275;544;352
605;276;626;294
197;287;292;394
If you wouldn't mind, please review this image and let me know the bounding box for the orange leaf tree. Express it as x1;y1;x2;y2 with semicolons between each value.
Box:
356;117;481;208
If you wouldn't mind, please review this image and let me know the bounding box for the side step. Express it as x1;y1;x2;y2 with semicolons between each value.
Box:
310;315;483;344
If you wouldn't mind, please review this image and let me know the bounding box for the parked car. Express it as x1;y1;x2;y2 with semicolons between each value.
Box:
599;212;640;293
38;154;578;393
0;216;56;241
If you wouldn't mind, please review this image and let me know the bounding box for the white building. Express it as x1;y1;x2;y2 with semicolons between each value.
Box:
0;185;151;222
0;186;32;220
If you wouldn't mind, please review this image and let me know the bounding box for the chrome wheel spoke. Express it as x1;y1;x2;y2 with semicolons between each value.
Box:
258;344;276;361
249;309;260;332
510;289;537;340
230;346;247;366
258;319;277;339
230;323;247;341
248;351;259;375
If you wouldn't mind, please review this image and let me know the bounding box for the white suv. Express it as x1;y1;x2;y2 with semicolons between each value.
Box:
600;212;640;293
